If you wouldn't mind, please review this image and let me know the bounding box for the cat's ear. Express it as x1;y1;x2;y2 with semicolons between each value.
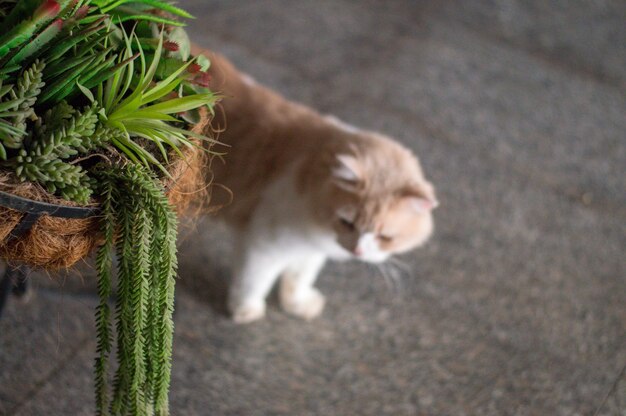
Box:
407;196;438;213
332;154;363;191
403;185;439;213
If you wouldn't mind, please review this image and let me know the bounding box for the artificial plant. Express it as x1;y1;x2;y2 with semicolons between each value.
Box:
0;1;218;414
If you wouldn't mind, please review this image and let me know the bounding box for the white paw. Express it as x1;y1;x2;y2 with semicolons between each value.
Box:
231;301;266;324
281;288;326;320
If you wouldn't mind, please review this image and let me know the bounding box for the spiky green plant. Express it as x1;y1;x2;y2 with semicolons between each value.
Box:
0;0;65;59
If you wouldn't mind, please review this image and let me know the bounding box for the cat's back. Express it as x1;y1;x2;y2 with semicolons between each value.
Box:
200;50;334;226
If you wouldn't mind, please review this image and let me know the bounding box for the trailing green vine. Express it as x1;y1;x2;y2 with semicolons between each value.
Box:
94;163;178;416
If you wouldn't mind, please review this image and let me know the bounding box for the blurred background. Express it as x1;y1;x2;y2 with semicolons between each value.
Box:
1;1;625;415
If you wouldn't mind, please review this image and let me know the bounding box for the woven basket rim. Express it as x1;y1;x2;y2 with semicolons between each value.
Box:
0;189;99;218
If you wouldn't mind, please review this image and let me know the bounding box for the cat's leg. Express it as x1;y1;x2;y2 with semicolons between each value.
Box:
279;254;327;320
229;241;286;324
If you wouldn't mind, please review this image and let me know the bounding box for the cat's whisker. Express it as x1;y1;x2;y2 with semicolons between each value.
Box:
383;262;404;294
388;259;410;285
388;257;412;275
375;263;403;296
373;263;394;293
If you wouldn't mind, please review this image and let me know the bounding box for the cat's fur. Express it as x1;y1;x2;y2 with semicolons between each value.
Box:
194;46;438;323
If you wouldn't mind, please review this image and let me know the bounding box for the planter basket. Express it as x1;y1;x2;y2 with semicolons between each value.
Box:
0;111;211;270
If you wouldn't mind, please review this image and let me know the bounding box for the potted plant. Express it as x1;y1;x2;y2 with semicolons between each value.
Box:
0;1;218;414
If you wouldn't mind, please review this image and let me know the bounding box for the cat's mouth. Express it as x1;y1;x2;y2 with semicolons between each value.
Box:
337;242;389;264
355;252;390;264
336;234;390;264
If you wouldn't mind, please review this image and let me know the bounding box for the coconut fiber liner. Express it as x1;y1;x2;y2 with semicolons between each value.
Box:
0;111;212;270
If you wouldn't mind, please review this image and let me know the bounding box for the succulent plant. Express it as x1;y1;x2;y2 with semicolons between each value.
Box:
0;1;219;414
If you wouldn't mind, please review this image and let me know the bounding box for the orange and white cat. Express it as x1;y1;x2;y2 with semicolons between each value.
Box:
195;47;438;324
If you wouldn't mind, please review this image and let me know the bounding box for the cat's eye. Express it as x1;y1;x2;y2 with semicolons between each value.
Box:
339;217;355;230
378;234;393;243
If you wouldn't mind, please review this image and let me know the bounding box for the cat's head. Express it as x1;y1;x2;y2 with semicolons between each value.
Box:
326;137;437;263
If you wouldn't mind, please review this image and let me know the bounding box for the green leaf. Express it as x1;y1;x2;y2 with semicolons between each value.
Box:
111;135;141;164
0;0;63;58
195;54;211;71
0;98;24;113
83;51;138;90
0;0;39;29
76;80;94;102
45;53;94;80
77;52;118;86
0;83;13;98
46;23;109;62
114;12;185;27
39;56;95;103
123;0;193;18
0;64;22;75
142;60;190;104
120;110;178;122
142;93;218;114
142;31;161;91
0;119;26;136
6;17;63;66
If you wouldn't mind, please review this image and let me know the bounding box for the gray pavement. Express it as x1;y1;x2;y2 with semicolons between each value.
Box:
1;1;625;415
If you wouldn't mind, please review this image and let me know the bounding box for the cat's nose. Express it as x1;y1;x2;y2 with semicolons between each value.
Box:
353;247;363;257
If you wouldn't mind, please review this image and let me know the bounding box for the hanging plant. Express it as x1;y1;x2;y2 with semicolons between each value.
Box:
0;1;219;414
95;164;178;415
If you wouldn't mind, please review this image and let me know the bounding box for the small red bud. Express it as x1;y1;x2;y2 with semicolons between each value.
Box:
187;63;201;74
51;18;63;29
74;5;90;19
192;71;211;87
164;41;179;52
34;0;61;20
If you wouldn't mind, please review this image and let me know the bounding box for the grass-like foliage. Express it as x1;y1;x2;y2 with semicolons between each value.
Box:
94;163;177;416
97;31;218;174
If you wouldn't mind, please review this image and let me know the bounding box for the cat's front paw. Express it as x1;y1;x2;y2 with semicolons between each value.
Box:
281;288;326;320
230;301;266;324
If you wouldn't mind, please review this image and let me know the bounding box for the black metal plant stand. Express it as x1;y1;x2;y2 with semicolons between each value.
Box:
0;265;30;317
0;190;99;319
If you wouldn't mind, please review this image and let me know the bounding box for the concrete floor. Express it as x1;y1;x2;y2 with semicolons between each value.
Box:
1;1;625;415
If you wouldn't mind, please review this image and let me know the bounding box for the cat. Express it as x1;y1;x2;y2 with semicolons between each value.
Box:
193;46;438;324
